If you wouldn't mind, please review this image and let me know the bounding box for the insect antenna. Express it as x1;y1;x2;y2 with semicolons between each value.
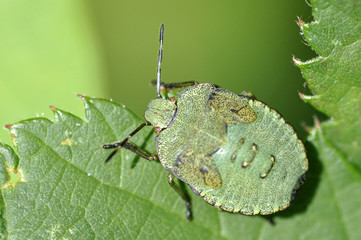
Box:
103;25;164;163
156;24;164;98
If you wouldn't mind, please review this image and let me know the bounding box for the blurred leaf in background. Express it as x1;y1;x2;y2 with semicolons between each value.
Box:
88;0;318;139
0;0;107;144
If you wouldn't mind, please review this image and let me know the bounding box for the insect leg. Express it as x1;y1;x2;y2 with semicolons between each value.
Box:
167;172;192;221
151;80;198;90
102;122;157;163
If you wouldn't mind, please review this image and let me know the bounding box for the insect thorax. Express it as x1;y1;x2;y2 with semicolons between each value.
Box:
144;98;176;129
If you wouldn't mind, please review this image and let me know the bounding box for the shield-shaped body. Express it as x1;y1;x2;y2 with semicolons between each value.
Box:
154;83;308;215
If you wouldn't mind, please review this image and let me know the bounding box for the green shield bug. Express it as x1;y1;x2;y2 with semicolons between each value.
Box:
103;24;308;220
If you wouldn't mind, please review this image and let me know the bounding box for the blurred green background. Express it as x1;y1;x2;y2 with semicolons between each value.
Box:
0;0;317;145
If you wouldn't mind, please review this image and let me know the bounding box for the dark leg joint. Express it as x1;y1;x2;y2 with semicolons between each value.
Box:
102;122;153;163
102;143;121;149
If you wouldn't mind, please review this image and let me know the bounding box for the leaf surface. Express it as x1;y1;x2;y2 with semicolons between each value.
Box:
294;0;361;239
1;0;361;239
0;94;358;240
296;0;361;168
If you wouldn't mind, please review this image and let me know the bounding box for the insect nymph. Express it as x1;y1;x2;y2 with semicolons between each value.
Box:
103;24;308;220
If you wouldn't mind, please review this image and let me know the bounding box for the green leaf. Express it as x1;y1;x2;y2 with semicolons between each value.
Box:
0;94;358;240
294;0;361;239
295;0;361;168
1;0;361;239
0;97;252;239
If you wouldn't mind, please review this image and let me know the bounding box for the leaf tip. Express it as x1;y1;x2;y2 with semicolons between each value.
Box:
49;105;56;111
297;16;304;27
77;94;85;99
298;92;305;100
314;116;321;130
4;125;15;142
77;94;92;103
292;56;303;66
298;92;318;103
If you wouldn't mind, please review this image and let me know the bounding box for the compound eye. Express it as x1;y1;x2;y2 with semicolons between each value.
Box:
154;126;162;133
169;97;176;104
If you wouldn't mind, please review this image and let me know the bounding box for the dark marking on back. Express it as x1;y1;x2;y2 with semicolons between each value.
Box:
173;148;223;190
259;155;276;179
175;154;182;167
242;143;258;168
230;106;246;114
199;167;208;174
208;92;216;100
